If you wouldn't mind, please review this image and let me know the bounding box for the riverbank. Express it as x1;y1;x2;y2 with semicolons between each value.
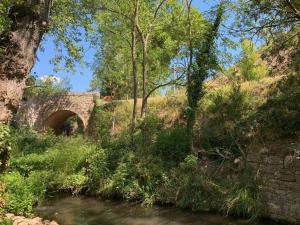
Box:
34;195;281;225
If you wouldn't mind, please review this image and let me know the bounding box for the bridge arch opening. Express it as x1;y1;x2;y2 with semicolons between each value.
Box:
43;110;85;135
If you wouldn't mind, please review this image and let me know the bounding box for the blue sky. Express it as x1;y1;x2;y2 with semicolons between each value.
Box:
32;0;233;92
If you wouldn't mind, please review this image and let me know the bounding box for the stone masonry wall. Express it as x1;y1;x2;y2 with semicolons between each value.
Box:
247;143;300;224
16;92;100;134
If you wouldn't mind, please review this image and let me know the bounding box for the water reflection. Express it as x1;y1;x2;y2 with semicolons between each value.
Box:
35;196;277;225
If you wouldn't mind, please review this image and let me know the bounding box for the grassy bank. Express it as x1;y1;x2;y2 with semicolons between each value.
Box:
1;74;299;222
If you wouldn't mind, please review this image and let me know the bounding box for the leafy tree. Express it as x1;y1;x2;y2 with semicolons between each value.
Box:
186;1;225;153
92;0;206;121
23;75;71;100
236;0;300;72
237;39;268;81
0;0;95;124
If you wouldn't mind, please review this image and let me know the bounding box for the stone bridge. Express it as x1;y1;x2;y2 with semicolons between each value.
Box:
17;92;100;134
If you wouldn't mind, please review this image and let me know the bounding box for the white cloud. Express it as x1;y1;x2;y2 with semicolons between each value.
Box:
40;75;62;84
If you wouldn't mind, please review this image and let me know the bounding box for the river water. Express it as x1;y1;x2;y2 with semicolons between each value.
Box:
35;196;280;225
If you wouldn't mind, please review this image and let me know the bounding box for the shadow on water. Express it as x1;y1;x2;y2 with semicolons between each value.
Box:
34;196;280;225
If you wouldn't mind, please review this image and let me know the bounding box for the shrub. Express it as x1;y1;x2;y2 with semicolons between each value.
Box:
11;127;59;155
135;114;164;150
0;219;12;225
90;105;114;148
155;126;189;166
85;149;109;193
102;152;143;200
1;172;37;215
223;185;260;220
199;84;256;158
10;136;96;194
255;74;300;139
0;124;11;172
156;155;224;211
0;181;5;213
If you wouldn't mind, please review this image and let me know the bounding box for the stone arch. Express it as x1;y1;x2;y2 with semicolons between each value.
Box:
42;110;85;135
16;92;100;136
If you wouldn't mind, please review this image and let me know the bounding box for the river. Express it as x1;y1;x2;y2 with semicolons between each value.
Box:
35;196;280;225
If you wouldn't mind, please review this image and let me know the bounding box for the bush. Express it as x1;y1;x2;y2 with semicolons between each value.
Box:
11;136;96;194
11;127;59;155
101;152;143;200
0;124;11;172
255;74;300;139
135;114;164;150
85;149;109;193
199;84;257;158
223;186;260;220
0;181;5;213
156;155;224;211
0;219;12;225
90;105;114;148
155;126;189;166
1;172;39;215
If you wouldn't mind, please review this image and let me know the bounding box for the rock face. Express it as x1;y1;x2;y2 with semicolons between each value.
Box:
3;214;59;225
16;92;100;135
247;143;300;224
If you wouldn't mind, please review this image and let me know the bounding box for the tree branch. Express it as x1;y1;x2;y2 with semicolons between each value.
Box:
145;72;185;100
285;0;300;20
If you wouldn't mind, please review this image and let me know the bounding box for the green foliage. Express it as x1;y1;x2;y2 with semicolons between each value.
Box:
101;152;143;200
1;128;99;214
0;124;11;172
199;83;257;158
0;181;5;212
0;172;42;215
237;39;268;81
186;2;225;149
23;75;71;100
255;74;300;139
11;126;59;155
136;115;164;149
0;219;12;225
85;149;109;192
223;185;260;220
155;126;189;166
90;104;114;148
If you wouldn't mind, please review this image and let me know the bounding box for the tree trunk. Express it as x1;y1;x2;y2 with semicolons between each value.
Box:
141;36;149;119
0;1;52;124
131;0;139;130
185;0;195;153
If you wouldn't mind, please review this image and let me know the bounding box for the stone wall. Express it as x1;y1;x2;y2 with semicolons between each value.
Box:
247;142;300;224
16;92;100;134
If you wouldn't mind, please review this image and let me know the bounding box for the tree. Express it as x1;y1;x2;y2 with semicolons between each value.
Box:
236;0;300;72
92;0;192;124
23;74;71;100
238;39;268;81
186;1;225;154
0;0;53;124
0;0;95;124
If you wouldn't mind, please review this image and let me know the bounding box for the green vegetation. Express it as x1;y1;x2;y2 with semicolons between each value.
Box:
0;0;299;223
3;75;289;218
0;125;11;173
